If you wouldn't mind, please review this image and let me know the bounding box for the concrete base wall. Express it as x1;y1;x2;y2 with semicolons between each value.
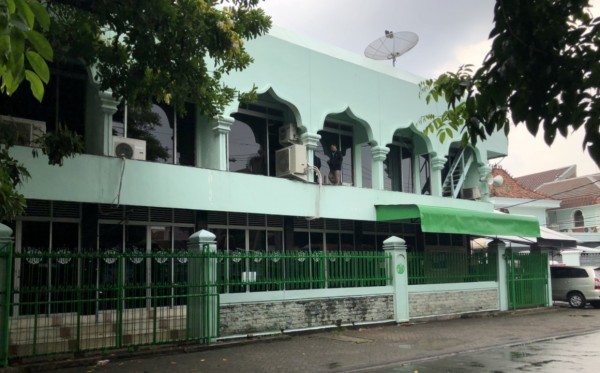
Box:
409;289;498;319
220;295;393;336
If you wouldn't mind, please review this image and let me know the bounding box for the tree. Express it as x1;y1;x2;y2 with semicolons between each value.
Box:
419;0;600;167
0;0;271;220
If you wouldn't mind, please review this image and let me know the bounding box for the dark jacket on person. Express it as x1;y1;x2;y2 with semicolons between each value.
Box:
327;150;343;171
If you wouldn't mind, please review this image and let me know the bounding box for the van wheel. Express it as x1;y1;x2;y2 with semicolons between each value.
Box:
568;292;586;308
590;301;600;309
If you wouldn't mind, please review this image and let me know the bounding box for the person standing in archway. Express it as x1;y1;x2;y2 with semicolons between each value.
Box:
327;144;343;185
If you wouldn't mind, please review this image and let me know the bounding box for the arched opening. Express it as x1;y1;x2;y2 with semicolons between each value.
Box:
384;128;431;194
228;91;297;176
112;102;196;165
317;110;372;186
574;210;585;231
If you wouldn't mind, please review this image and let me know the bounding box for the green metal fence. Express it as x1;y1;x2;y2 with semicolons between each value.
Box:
506;251;549;309
407;251;498;285
5;249;218;361
2;248;390;362
216;250;392;293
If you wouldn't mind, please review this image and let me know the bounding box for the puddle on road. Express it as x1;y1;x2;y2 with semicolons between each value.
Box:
321;334;374;344
509;351;532;360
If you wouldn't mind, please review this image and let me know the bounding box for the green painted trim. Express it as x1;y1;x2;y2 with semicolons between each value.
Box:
375;204;540;237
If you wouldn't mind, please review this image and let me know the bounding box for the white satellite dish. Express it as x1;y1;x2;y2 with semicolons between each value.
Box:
364;30;419;67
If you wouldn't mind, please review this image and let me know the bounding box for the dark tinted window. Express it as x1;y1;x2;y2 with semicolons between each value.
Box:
552;266;589;278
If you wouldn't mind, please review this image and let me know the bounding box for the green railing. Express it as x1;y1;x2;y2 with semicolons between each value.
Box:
408;251;498;285
6;249;218;360
215;250;392;293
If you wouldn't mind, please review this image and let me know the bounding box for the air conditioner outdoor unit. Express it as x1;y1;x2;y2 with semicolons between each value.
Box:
278;123;298;146
0;115;46;147
461;187;481;200
275;144;307;177
112;136;146;160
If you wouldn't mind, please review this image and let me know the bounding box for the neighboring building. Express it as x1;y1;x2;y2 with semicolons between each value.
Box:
490;166;579;264
0;27;542;354
491;166;560;225
516;164;577;191
539;173;600;246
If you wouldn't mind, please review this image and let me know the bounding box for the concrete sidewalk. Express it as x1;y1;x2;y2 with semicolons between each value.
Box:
8;304;600;373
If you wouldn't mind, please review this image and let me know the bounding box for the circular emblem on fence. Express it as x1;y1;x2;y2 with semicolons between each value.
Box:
55;249;72;265
25;249;42;265
103;250;118;264
154;250;168;264
271;252;281;263
129;249;144;264
231;251;243;263
176;251;188;264
396;263;405;275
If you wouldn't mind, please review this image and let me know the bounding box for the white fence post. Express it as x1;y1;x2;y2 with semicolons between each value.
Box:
383;236;409;323
489;239;508;311
187;229;218;342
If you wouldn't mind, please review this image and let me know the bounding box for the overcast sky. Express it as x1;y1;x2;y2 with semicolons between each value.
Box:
259;0;600;178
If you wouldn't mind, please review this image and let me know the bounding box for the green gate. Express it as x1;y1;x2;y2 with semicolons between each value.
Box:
506;250;549;309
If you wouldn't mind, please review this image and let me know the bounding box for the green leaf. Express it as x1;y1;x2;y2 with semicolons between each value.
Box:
0;35;10;60
14;0;34;29
26;0;50;31
25;69;44;101
6;0;16;14
9;28;25;67
3;69;24;95
25;50;49;83
25;30;53;61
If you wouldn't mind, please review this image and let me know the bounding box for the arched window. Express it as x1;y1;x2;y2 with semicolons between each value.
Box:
318;121;354;185
383;135;431;194
574;210;584;228
228;101;287;176
113;103;195;165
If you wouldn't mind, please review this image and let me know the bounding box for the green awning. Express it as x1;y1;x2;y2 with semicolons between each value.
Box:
376;204;540;237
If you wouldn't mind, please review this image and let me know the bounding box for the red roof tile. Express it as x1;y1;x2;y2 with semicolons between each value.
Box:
490;166;553;199
515;165;576;191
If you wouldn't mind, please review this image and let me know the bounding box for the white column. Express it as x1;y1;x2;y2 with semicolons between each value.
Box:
430;156;446;197
478;164;492;202
371;146;389;190
301;132;321;183
211;117;233;171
